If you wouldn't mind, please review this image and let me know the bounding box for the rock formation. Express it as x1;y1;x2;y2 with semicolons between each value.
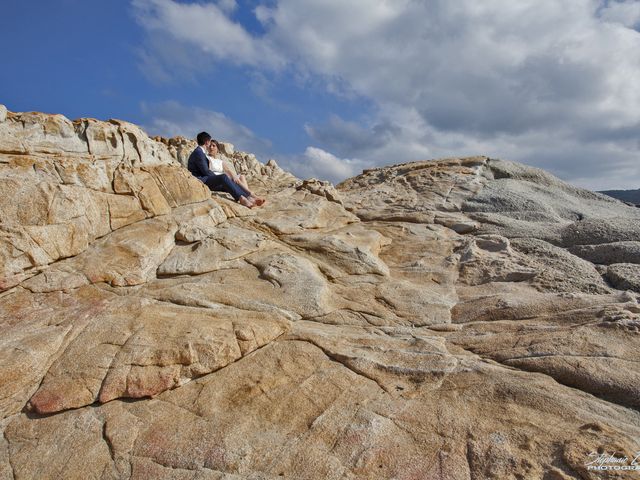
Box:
1;106;640;479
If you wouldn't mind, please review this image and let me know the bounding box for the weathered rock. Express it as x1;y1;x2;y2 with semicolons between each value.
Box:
253;188;358;235
5;337;640;480
338;157;487;222
570;241;640;265
0;110;210;292
159;223;275;276
281;223;390;277
456;234;537;285
510;237;612;294
560;217;640;247
606;263;640;292
296;178;344;204
449;303;640;408
433;211;479;233
26;297;289;414
463;159;640;245
174;202;229;243
2;108;640;479
0;286;116;419
23;216;178;291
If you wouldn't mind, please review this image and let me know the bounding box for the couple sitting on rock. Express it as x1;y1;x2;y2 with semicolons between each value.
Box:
188;132;265;208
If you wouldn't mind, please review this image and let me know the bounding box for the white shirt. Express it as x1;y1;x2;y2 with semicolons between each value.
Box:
207;154;225;175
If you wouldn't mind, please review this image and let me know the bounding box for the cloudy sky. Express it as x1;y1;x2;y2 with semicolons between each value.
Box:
2;0;640;190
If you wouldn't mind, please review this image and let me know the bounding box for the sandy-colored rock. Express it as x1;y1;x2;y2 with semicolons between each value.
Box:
0;111;210;292
174;203;229;243
5;338;640;480
433;211;479;233
27;297;289;414
0;286;116;418
2;108;640;479
338;157;487;223
456;234;537;285
22;216;178;291
281;223;390;277
450;302;640;406
296;178;344;204
159;223;275;276
254;188;358;235
113;167;171;216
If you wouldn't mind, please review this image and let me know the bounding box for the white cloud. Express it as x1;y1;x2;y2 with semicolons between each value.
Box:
599;0;640;28
131;0;283;69
282;147;367;184
217;0;237;14
140;100;273;159
132;0;640;189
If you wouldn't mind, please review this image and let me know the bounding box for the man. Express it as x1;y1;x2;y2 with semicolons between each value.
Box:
187;132;260;208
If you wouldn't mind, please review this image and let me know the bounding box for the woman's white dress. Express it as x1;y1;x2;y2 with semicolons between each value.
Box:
207;155;225;175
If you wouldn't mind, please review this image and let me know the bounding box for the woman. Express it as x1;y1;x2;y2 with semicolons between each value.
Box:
207;140;265;207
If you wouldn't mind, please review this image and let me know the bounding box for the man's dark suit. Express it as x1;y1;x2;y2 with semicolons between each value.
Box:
187;146;249;201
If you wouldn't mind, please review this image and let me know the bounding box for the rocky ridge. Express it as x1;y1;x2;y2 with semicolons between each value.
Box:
1;105;640;479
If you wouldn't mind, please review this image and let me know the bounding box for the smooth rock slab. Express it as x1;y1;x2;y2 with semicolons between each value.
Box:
0;286;116;419
254;189;358;235
448;313;640;408
27;297;289;414
5;337;640;479
281;223;391;277
159;223;274;276
23;216;178;291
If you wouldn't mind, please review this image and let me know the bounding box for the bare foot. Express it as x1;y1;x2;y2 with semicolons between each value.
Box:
252;196;266;207
239;196;255;208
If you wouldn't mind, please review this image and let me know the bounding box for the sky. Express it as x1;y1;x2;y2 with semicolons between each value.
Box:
1;0;639;190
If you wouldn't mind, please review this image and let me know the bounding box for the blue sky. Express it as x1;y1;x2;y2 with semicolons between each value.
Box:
2;0;640;190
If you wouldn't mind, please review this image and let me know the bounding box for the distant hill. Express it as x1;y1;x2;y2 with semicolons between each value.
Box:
599;189;640;206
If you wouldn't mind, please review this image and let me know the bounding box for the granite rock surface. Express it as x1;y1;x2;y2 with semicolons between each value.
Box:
1;107;640;479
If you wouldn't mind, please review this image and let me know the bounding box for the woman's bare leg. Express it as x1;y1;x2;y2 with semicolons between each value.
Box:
237;174;265;205
236;175;252;194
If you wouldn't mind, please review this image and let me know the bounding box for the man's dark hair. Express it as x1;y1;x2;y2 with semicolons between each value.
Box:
196;131;212;146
